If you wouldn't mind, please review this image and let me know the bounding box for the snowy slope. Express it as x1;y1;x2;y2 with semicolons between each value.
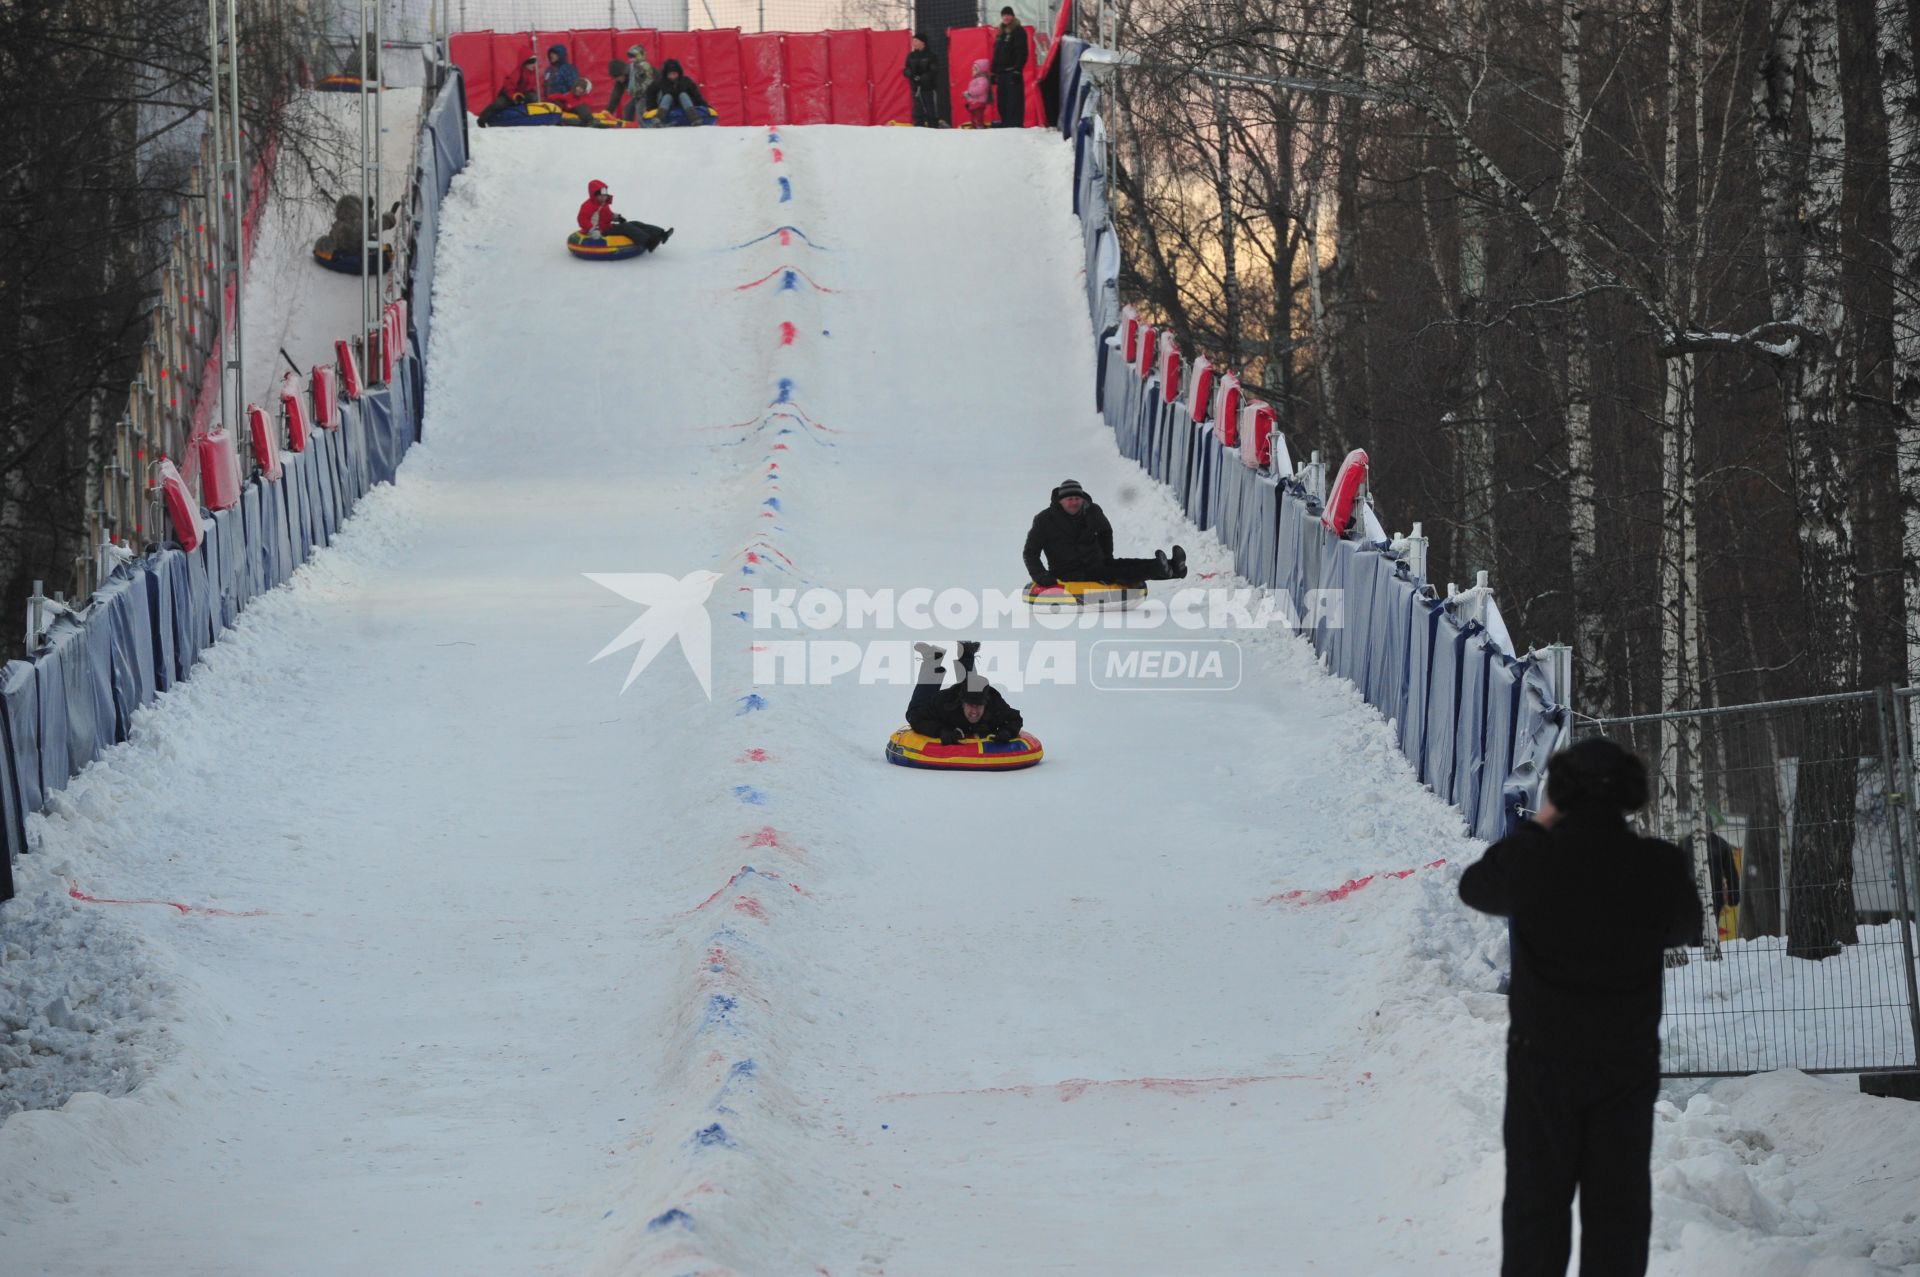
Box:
0;125;1915;1276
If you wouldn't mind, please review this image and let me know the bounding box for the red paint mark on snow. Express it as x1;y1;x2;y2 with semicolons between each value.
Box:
739;749;772;762
67;881;266;918
778;228;792;246
879;1073;1318;1102
771;443;790;451
778;321;797;346
770;147;784;162
733;895;766;919
1261;859;1448;906
743;826;783;848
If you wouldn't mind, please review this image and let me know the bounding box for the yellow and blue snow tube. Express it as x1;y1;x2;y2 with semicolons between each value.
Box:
566;231;647;261
313;243;393;274
885;728;1044;772
1022;580;1148;611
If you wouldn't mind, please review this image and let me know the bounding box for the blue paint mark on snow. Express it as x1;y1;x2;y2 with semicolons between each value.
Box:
692;1123;735;1148
736;693;768;713
773;378;794;403
647;1208;694;1232
777;176;792;202
733;785;766;805
732;610;750;622
780;269;798;291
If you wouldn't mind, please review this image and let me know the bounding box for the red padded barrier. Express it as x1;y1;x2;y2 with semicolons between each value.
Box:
1187;356;1214;422
945;28;991;127
1121;305;1139;362
311;365;338;428
157;460;203;552
739;33;784;126
449;33;495;113
280;376;310;453
1039;0;1073;79
1322;448;1370;536
198;428;241;512
826;30;872;125
1215;374;1242;447
335;340;362;400
784;33;831;124
656;31;700;81
695;30;744;125
1023;29;1044;126
247;404;282;483
1136;325;1157;379
868;29;911;124
569;29;618;84
1241;401;1277;469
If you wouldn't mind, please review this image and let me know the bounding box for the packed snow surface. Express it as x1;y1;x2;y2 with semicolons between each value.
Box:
0;125;1916;1275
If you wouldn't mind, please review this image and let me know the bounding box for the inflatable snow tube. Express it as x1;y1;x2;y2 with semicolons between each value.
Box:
316;74;364;92
885;728;1044;771
313;243;393;274
490;102;629;128
642;105;719;127
1022;580;1148;611
567;232;648;261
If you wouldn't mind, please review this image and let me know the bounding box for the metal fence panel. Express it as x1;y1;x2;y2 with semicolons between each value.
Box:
1578;688;1920;1077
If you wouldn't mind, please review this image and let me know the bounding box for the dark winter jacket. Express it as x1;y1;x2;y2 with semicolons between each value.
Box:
653;61;707;110
904;47;938;90
991;22;1028;76
1023;485;1117;585
1459;809;1703;1066
908;682;1023;741
543;45;580;98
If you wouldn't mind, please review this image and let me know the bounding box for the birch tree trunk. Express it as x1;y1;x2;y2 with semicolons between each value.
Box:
1559;0;1609;714
1325;0;1372;439
1877;0;1920;727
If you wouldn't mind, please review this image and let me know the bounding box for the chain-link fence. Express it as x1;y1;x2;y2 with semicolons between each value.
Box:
1576;689;1920;1077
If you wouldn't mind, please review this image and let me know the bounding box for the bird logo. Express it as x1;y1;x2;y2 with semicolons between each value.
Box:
584;570;722;698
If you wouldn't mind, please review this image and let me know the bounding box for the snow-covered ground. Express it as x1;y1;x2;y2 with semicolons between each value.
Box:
0;125;1916;1274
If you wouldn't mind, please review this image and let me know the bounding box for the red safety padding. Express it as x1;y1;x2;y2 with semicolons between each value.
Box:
1187;356;1214;422
1322;448;1370;536
1215;374;1242;446
1241;401;1277;469
1136;324;1156;379
311;364;338;428
378;309;395;385
1121;305;1139;362
157;459;203;552
945;28;991;127
656;31;700;83
247;403;282;483
825;30;871;125
198;428;241;512
738;33;784;126
1160;336;1182;400
569;29;618;85
449;33;496;114
784;33;831;125
1022;29;1044;127
280;376;310;453
1039;0;1073;80
335;340;362;400
695;30;744;125
868;29;911;124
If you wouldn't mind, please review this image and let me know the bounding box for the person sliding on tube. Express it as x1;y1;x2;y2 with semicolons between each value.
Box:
648;60;711;126
906;642;1023;744
577;180;672;251
1023;479;1188;587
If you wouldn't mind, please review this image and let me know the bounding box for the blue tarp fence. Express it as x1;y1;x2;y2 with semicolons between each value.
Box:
0;76;469;901
1056;40;1564;841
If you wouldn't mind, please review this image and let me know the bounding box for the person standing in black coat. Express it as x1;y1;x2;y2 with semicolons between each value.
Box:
904;33;942;128
990;7;1028;128
1459;738;1705;1277
1023;479;1188;586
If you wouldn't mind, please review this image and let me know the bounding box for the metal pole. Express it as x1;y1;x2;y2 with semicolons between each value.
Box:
360;0;376;376
225;0;246;449
206;0;226;445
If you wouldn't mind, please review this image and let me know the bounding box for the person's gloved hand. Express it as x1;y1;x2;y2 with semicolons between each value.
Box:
1033;574;1058;588
939;728;963;745
991;729;1018;743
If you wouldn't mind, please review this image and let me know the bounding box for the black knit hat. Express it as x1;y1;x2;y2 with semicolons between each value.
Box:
1053;478;1089;503
1546;738;1650;813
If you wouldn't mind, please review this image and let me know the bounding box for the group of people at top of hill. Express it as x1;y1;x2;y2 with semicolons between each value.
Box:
477;43;710;128
904;8;1031;129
